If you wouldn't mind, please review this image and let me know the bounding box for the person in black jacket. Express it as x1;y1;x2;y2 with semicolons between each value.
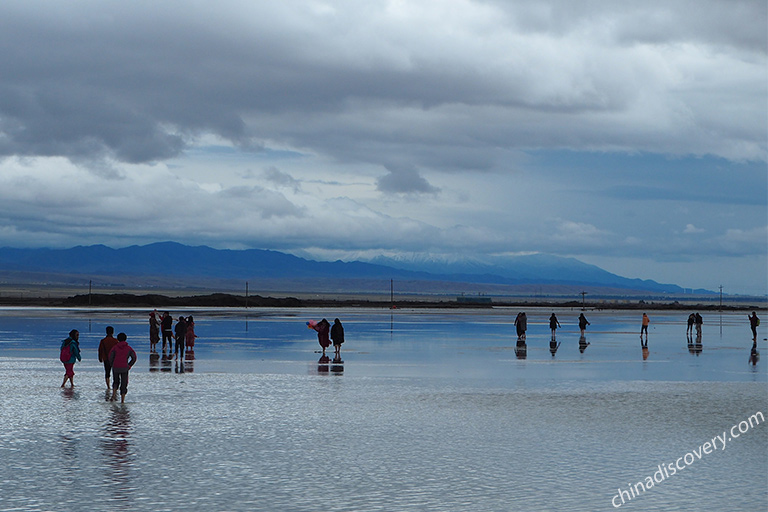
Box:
331;318;345;357
161;312;173;352
174;316;187;359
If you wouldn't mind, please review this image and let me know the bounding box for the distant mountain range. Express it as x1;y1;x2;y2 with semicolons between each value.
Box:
0;242;708;295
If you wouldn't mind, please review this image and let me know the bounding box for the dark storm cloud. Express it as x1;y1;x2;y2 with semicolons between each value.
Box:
0;0;764;168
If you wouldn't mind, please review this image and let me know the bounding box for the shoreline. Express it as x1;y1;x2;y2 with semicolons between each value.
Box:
0;292;764;311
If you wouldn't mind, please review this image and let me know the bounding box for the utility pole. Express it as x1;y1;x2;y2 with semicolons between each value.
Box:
88;280;92;306
390;279;394;309
580;291;587;311
719;285;723;311
245;281;249;309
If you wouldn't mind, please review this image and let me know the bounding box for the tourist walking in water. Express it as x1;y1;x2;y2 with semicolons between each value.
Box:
98;326;119;390
59;329;81;388
514;312;528;339
694;313;703;336
312;318;331;355
641;313;650;346
174;316;188;359
578;313;590;336
686;313;695;335
331;318;345;357
549;313;561;339
749;311;760;342
108;333;137;403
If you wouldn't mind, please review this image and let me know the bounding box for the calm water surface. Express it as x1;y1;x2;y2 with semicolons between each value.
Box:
1;307;766;511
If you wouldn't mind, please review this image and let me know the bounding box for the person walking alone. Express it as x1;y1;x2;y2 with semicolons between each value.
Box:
749;311;760;343
641;313;650;347
549;313;561;339
514;312;528;340
578;313;590;336
60;329;81;388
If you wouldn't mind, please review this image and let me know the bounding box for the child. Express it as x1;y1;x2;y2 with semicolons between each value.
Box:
60;329;81;388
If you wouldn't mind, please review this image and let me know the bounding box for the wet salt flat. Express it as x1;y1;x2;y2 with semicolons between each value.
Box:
0;307;766;511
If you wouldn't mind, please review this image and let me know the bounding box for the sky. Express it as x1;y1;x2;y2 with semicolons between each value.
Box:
0;0;766;295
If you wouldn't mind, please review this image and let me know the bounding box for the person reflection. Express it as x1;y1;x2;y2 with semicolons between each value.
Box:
514;337;527;359
174;360;185;374
149;351;160;372
749;343;760;366
331;355;344;374
61;387;77;401
549;340;560;356
687;333;695;354
184;349;195;372
317;354;330;373
101;405;133;503
578;335;590;353
160;352;172;372
642;346;649;360
694;333;703;355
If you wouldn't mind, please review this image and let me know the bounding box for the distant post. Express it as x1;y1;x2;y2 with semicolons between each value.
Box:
246;281;249;309
580;291;587;310
718;285;723;311
390;279;394;309
88;280;92;306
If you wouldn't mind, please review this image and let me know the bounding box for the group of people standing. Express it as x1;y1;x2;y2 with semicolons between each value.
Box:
149;310;197;357
513;311;590;341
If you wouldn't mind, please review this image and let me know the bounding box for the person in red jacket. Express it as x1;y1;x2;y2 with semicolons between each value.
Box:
312;318;331;355
108;332;137;403
98;326;119;390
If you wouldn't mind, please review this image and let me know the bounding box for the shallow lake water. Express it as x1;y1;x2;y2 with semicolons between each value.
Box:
1;307;766;511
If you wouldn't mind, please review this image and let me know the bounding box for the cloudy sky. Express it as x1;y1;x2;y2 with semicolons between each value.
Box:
0;0;766;294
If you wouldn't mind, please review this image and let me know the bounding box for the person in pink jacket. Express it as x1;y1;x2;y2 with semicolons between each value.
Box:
108;332;137;403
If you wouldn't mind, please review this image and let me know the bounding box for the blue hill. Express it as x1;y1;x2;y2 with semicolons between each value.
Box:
0;242;697;294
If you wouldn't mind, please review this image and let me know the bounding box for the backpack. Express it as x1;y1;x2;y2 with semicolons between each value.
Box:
60;341;72;363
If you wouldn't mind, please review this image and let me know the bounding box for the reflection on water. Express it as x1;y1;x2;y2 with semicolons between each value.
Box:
1;370;764;512
688;333;703;355
184;350;195;372
317;354;330;373
331;355;344;374
149;351;160;372
100;405;134;504
578;335;590;353
0;308;765;511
